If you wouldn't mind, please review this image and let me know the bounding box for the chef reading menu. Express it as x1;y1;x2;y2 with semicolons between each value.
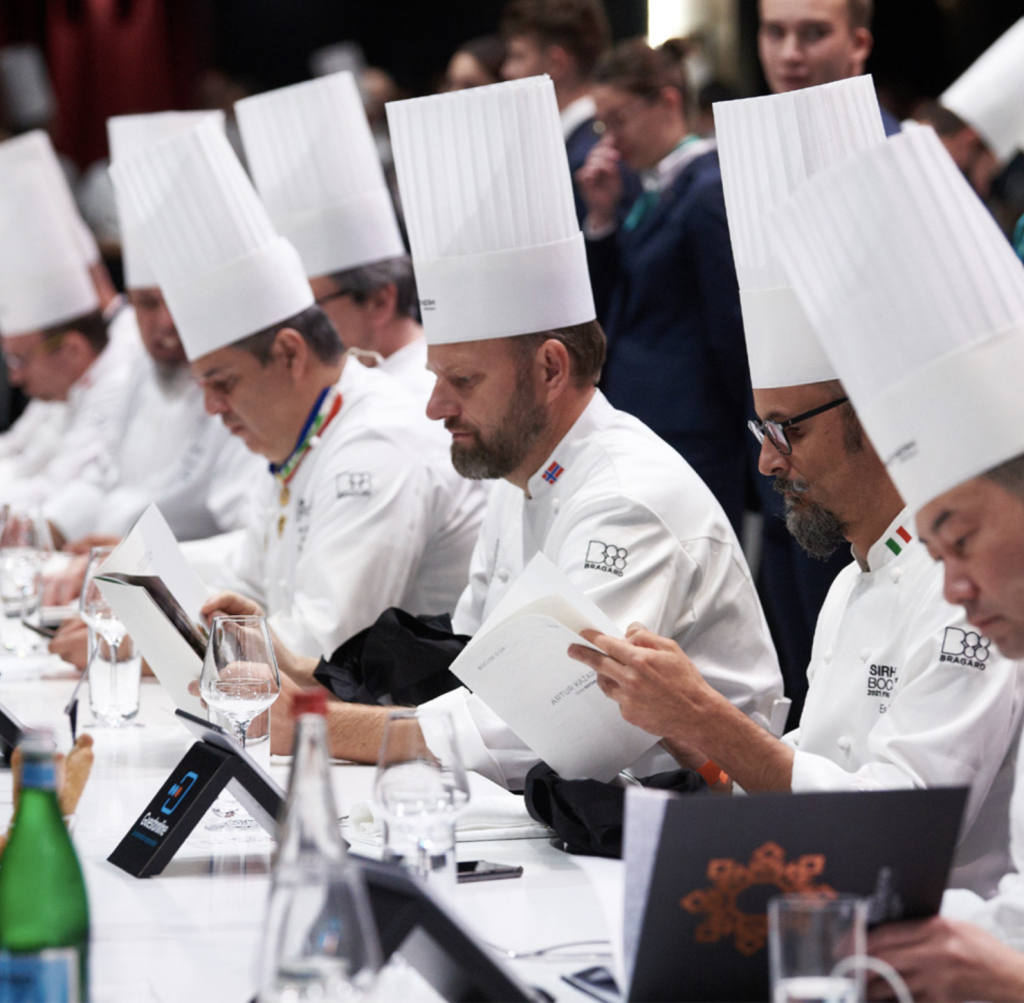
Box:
447;554;659;781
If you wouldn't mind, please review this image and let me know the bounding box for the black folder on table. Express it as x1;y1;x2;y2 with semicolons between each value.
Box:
620;786;967;1003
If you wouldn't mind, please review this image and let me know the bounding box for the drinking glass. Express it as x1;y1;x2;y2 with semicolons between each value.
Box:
200;616;280;831
373;708;469;896
0;503;54;655
80;546;141;726
200;616;281;751
768;894;866;1003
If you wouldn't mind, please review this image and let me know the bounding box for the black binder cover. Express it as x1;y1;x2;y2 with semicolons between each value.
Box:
626;786;967;1002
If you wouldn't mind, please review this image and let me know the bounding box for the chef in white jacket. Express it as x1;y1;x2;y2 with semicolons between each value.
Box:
234;71;435;402
754;120;1024;1002
111;115;483;658
570;89;1024;898
42;112;265;547
243;76;784;783
0;167;133;516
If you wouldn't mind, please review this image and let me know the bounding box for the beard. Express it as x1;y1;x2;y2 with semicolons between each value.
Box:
447;371;548;480
774;477;848;560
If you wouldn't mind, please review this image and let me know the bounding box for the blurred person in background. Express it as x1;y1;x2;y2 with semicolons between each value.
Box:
501;0;639;227
440;35;507;91
756;0;898;131
577;39;751;536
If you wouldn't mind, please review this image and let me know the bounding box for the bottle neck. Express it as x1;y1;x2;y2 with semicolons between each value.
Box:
278;714;345;864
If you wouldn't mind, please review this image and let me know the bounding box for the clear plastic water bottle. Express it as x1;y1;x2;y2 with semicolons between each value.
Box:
258;689;380;1002
0;731;90;1002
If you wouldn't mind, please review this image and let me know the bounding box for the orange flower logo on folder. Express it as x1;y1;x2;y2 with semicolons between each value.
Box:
680;841;837;955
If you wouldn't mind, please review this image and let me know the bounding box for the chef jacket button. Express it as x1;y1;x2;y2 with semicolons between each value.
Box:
552;498;561;512
890;567;903;584
497;567;510;582
837;736;852;752
277;579;288;591
860;648;871;661
823;649;834;663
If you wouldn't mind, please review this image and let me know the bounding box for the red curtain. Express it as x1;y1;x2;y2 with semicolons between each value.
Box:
43;0;200;168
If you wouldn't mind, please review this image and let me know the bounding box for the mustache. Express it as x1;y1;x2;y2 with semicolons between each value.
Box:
773;477;810;497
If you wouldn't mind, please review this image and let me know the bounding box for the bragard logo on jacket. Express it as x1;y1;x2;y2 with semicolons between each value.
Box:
940;627;992;670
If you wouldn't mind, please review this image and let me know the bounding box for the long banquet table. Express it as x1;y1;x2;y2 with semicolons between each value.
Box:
0;655;621;1003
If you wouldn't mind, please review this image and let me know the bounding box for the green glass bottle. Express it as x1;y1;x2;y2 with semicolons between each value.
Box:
0;733;90;1002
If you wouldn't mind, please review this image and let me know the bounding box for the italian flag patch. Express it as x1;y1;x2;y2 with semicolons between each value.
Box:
885;525;913;555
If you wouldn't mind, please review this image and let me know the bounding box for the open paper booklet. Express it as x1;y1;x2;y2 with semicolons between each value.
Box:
447;554;659;782
94;504;208;715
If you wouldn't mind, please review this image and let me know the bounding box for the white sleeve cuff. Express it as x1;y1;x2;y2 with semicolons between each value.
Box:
419;687;541;790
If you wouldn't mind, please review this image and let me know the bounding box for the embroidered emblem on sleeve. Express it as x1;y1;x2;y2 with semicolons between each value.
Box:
584;541;627;577
336;472;373;498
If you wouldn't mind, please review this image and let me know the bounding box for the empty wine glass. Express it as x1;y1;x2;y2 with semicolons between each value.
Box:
201;616;281;749
373;708;470;895
0;502;54;655
201;616;280;832
80;546;141;727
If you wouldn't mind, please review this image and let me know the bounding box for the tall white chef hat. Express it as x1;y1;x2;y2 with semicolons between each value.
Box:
107;111;226;290
768;124;1024;512
714;75;886;388
0;166;98;336
940;18;1024;164
110;115;314;362
234;71;404;279
386;75;595;345
0;129;100;266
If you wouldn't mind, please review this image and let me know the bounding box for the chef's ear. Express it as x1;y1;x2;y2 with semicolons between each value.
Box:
272;327;308;374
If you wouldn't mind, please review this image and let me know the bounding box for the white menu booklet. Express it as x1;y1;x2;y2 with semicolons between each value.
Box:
448;554;659;782
94;504;207;716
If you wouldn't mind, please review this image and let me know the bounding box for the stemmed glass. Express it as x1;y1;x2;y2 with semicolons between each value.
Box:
373;708;470;894
200;616;281;831
79;546;140;727
0;503;54;655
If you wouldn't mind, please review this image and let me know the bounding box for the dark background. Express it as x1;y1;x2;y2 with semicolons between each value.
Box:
0;0;1021;169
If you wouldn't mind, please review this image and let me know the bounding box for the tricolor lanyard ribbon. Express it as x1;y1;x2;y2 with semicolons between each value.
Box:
270;385;343;507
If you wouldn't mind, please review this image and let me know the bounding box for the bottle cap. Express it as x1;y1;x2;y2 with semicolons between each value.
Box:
291;686;328;718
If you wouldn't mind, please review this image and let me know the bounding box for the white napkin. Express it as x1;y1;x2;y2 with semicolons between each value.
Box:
346;794;553;845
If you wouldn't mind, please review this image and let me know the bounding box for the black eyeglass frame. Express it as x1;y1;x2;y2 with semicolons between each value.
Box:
747;396;849;456
314;288;354;308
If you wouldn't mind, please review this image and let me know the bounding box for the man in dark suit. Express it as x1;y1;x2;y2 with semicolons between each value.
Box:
578;40;751;538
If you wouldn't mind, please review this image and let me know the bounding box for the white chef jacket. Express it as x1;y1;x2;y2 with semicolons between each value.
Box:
944;739;1024;944
210;360;485;657
377;337;435;403
0;327;135;510
421;391;784;789
782;509;1024;897
44;354;264;541
0;398;66;465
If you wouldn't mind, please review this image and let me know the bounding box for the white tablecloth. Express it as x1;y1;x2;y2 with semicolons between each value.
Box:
0;660;617;1002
